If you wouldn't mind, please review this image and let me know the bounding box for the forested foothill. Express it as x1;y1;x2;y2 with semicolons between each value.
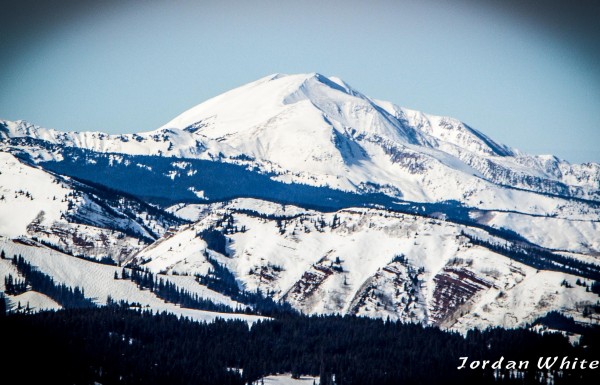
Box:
1;305;599;385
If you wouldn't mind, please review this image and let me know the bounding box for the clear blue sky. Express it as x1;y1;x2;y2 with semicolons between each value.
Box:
1;0;599;163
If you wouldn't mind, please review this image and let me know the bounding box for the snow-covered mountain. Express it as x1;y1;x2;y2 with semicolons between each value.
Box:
2;73;598;205
0;153;261;322
0;152;185;262
1;73;599;331
151;198;599;332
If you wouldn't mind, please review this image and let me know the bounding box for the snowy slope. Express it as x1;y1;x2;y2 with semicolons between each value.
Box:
0;237;261;324
0;119;207;159
145;199;600;332
0;152;70;237
0;153;259;321
474;210;600;255
0;257;61;313
0;152;183;263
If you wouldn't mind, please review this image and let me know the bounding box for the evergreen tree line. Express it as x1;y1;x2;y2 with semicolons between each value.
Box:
4;274;28;295
463;233;600;281
10;254;96;309
199;228;229;255
234;208;304;222
0;293;6;317
592;281;600;295
536;311;597;335
1;307;599;385
121;267;238;313
122;263;296;317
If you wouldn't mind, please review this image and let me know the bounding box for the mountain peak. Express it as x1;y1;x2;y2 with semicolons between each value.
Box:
3;74;598;204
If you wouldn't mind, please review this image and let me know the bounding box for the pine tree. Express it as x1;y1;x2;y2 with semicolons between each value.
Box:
0;294;6;317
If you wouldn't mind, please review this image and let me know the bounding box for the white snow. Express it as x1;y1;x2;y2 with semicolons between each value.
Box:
0;152;70;237
482;211;600;254
257;374;320;385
